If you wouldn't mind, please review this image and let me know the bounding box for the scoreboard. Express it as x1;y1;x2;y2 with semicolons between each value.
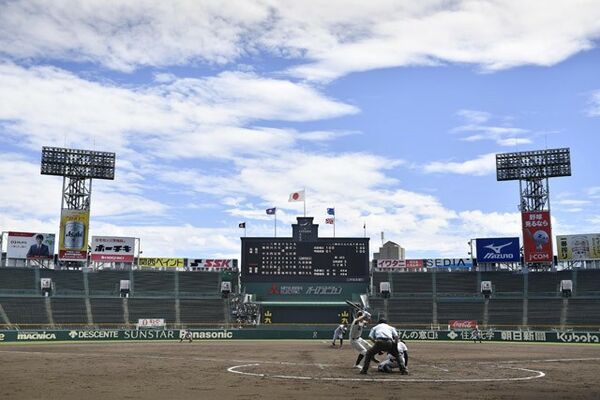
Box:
241;217;369;283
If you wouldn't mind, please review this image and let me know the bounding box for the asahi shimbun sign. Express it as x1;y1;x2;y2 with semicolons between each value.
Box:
91;236;135;262
7;232;55;259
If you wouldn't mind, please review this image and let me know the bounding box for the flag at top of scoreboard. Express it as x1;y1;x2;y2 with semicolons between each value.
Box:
327;208;335;215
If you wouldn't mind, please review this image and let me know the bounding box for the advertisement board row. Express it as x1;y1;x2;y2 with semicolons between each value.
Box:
375;258;472;270
0;329;598;344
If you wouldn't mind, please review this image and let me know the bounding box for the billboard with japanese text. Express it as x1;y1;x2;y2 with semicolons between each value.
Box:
556;233;600;261
59;209;90;261
138;258;184;268
186;259;237;271
374;259;424;270
522;211;553;263
91;236;135;262
7;232;55;259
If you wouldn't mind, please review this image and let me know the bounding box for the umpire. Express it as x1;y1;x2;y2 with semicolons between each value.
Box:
360;318;407;375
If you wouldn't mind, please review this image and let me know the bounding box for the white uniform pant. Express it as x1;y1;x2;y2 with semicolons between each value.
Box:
351;338;371;355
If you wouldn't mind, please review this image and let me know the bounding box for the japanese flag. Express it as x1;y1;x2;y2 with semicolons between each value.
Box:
288;190;305;202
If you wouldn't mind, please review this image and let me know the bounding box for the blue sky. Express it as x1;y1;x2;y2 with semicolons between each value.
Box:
0;1;599;259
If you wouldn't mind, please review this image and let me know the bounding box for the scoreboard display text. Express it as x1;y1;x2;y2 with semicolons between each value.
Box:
242;238;369;282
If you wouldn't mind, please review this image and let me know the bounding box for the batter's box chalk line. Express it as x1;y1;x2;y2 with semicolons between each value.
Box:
226;363;546;383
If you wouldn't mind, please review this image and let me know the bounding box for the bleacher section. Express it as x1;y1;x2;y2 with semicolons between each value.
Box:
88;271;129;296
528;271;571;295
128;298;176;324
480;272;523;294
90;298;124;325
133;272;175;296
391;273;432;294
436;272;478;295
179;272;220;296
527;299;562;328
40;270;85;295
487;299;523;327
437;299;484;323
0;297;48;325
567;299;600;327
576;271;600;294
0;268;35;293
180;299;226;324
387;298;432;325
51;297;88;325
0;268;599;329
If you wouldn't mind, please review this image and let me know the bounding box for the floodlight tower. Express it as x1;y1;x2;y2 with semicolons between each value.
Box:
496;148;571;267
40;147;116;265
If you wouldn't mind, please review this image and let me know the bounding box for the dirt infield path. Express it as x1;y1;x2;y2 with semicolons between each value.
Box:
1;341;599;399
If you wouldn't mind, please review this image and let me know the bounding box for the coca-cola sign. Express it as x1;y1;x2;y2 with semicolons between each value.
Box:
448;320;478;329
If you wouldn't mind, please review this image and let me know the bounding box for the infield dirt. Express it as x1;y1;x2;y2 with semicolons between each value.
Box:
1;340;599;399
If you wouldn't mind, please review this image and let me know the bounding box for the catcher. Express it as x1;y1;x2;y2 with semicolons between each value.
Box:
378;340;409;373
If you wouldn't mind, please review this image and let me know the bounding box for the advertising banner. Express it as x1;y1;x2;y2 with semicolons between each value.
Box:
425;258;473;270
405;259;424;269
448;320;478;329
475;237;520;263
91;236;135;262
186;259;237;271
556;234;600;261
138;258;184;268
374;259;424;270
522;211;553;263
58;209;90;261
7;232;55;259
1;329;599;343
375;259;405;269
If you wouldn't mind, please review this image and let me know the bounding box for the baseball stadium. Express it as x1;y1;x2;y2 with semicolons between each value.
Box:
1;146;600;399
3;2;600;399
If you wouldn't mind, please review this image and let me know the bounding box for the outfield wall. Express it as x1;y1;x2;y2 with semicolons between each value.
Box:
0;328;599;344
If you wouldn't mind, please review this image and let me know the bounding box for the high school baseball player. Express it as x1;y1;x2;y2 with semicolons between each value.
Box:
179;328;193;343
331;323;347;348
378;340;409;373
350;310;373;368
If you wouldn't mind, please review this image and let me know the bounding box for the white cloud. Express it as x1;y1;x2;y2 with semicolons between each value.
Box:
423;153;496;176
1;1;600;80
0;63;357;159
453;109;531;146
587;90;600;116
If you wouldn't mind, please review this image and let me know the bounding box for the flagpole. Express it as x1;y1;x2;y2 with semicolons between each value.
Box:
333;218;336;238
303;187;306;217
244;225;247;238
274;210;277;237
363;221;366;238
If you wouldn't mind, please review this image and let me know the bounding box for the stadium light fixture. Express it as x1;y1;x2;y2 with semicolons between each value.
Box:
496;148;571;182
41;147;116;180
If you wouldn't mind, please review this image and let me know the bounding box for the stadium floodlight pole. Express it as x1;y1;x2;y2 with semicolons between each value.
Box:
496;148;571;269
40;146;116;268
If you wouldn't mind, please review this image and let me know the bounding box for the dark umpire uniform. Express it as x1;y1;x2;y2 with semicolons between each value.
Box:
360;318;407;375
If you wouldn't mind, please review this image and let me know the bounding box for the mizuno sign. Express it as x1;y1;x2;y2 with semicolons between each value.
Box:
476;237;520;263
